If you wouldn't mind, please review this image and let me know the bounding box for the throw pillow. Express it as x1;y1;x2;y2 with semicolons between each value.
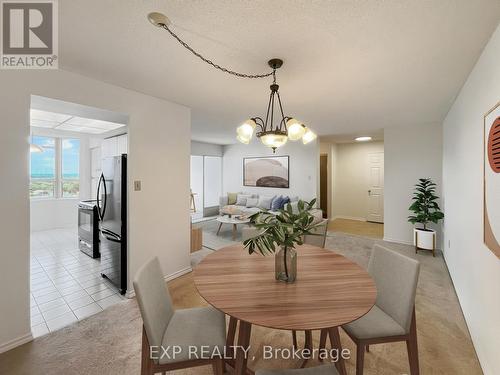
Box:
290;201;299;214
258;195;276;210
271;195;283;211
236;194;252;206
227;192;238;205
289;196;299;202
280;196;290;209
246;197;259;208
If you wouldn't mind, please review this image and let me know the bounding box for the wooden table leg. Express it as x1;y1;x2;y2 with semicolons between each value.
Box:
234;321;252;375
300;330;313;368
226;317;238;361
217;222;223;235
232;224;237;240
328;327;347;375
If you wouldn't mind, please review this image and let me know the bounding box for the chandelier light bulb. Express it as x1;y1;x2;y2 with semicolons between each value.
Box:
286;118;306;141
302;128;317;144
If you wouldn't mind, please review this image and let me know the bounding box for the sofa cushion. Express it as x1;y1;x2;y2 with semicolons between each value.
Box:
227;192;238;205
280;196;290;209
236;194;252;206
246;197;259;207
289;196;299;202
258;195;275;210
271;195;283;211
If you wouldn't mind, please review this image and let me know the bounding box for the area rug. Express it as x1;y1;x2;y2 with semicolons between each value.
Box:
0;233;482;375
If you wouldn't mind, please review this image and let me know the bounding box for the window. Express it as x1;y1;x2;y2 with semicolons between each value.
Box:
61;139;80;197
30;136;80;199
30;136;56;198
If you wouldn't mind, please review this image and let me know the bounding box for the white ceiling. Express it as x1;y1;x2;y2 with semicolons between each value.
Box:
58;0;500;144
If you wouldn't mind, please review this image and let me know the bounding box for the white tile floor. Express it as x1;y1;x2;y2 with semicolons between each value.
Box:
30;228;126;338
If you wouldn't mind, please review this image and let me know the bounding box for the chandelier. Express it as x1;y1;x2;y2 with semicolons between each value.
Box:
148;12;317;152
236;59;316;152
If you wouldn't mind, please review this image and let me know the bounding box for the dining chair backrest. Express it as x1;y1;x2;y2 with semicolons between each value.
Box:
133;257;175;348
368;244;420;333
304;219;328;248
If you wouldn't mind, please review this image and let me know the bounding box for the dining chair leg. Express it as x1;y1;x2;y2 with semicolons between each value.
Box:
234;321;252;375
366;345;369;352
356;343;365;375
300;330;313;368
319;329;328;351
141;327;152;375
212;357;224;375
328;327;347;375
406;309;420;375
292;330;298;349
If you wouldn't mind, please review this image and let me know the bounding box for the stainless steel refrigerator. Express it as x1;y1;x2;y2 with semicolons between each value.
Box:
97;155;127;295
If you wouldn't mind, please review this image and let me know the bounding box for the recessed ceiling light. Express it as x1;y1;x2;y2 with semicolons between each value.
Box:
355;136;372;142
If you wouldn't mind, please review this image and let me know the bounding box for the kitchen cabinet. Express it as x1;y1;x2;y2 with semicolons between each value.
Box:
101;134;127;157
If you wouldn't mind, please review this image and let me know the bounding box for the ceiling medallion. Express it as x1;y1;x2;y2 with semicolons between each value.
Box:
149;12;317;152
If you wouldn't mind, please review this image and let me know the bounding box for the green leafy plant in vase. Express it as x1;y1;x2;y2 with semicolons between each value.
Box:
408;178;444;255
243;199;320;283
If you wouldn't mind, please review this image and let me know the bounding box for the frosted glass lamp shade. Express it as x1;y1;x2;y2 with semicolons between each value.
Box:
237;119;256;139
286;118;305;141
260;133;288;149
302;128;317;144
236;134;251;144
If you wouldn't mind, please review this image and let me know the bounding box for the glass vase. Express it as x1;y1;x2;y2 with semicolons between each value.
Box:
275;246;297;283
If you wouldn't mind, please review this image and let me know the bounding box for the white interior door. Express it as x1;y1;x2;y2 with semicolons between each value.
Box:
367;152;384;223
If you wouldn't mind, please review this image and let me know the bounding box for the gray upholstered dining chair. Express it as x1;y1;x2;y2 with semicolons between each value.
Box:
133;257;225;375
304;218;328;248
256;364;339;375
330;244;421;375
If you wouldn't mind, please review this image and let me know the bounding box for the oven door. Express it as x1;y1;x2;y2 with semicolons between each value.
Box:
78;206;99;258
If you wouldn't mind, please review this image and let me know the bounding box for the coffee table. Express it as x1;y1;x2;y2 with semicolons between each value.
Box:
216;215;251;240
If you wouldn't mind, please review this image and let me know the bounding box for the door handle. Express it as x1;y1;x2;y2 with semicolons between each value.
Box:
368;190;371;195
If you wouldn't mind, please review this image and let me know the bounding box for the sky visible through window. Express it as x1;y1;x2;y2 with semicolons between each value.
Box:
62;139;80;179
31;136;55;179
30;137;80;179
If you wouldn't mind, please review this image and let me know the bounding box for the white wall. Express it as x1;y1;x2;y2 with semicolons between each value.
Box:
0;69;191;352
330;141;384;221
442;24;500;375
191;140;223;156
384;123;443;244
222;139;319;200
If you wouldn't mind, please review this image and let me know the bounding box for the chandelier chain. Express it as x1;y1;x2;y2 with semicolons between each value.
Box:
161;25;274;79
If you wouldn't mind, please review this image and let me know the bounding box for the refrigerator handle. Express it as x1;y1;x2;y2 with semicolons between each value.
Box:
97;173;107;221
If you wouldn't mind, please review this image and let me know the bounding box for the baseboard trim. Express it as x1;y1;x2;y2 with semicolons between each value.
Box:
332;215;367;222
383;236;413;245
0;332;33;354
125;266;193;298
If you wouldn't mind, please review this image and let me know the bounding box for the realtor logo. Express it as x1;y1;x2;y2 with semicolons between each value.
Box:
1;0;58;69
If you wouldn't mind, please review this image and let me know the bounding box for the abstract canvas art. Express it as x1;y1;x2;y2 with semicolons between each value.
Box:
243;156;289;188
484;101;500;258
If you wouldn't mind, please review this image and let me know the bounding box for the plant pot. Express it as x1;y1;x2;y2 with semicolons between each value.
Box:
275;246;297;283
413;228;436;252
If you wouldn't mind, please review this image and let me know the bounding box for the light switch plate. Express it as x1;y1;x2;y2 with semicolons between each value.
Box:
134;180;141;191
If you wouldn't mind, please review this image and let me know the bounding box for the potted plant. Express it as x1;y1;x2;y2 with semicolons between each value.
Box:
408;178;444;256
243;199;319;283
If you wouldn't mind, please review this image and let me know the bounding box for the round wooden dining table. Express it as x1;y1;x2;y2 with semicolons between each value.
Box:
194;244;377;375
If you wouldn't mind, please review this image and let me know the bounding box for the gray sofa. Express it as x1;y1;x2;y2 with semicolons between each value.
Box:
219;193;321;217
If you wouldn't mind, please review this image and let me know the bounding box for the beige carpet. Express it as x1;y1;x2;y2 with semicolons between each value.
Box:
0;233;482;375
